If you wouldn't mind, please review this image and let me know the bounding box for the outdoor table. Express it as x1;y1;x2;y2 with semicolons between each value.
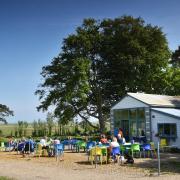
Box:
122;143;131;150
122;142;140;151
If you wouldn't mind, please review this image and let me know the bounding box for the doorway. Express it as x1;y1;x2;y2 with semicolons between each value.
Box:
121;120;129;141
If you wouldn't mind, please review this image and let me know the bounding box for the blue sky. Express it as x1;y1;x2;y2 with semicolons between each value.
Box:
0;0;180;123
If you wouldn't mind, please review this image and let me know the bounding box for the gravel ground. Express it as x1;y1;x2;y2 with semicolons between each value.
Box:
0;151;180;180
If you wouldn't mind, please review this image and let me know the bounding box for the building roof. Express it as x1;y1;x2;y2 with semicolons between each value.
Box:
152;108;180;118
128;93;180;108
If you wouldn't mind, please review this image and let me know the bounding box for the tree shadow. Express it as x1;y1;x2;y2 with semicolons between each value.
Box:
75;161;90;165
132;153;180;175
74;160;109;167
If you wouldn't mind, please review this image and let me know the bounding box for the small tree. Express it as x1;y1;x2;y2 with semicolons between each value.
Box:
0;129;3;136
18;121;24;137
14;127;18;137
46;112;54;136
37;119;47;136
23;121;28;137
32;120;38;137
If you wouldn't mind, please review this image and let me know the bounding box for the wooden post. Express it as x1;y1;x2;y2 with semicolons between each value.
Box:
95;145;97;168
157;141;160;176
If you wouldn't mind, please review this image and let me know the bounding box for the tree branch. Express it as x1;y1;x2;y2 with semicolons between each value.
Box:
78;112;98;129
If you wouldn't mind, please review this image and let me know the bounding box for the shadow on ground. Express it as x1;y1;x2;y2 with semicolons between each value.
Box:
133;153;180;174
74;152;180;174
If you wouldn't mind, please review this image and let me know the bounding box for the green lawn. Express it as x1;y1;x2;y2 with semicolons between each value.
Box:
0;123;33;137
0;176;15;180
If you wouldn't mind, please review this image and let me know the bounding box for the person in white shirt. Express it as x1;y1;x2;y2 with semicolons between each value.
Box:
53;137;60;145
40;137;47;147
122;137;126;144
110;137;120;148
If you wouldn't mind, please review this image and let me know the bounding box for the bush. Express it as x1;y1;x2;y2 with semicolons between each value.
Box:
0;137;9;143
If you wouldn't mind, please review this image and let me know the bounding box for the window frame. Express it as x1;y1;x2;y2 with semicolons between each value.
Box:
157;123;177;138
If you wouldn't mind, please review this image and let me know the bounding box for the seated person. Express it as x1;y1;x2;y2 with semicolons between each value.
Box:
40;136;49;148
100;134;108;144
122;137;126;144
110;137;120;148
108;137;120;162
53;137;60;145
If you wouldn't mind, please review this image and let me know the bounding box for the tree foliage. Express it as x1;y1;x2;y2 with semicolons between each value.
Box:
171;46;180;67
0;104;13;124
36;16;171;132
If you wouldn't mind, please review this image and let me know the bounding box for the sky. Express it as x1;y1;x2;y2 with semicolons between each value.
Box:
0;0;180;123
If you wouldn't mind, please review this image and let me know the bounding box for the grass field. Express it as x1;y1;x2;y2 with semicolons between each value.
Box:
0;123;33;137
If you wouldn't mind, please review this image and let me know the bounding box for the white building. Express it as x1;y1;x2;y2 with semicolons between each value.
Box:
110;93;180;148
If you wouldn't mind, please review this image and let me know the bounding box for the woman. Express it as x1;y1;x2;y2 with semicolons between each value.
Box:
100;134;108;144
117;128;124;144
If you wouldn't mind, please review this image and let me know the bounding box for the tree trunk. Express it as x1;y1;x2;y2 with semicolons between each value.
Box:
96;86;105;133
98;112;105;133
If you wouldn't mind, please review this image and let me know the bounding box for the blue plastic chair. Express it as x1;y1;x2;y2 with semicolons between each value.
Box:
86;141;96;152
111;146;121;163
54;144;64;161
62;139;71;150
70;139;79;151
141;144;151;158
17;142;25;153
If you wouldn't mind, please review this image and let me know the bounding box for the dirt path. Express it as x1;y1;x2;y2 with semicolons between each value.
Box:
0;151;179;180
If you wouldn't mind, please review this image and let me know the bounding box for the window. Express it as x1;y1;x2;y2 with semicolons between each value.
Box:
113;108;146;138
121;110;128;120
129;109;137;136
137;108;145;136
113;110;121;128
158;123;177;138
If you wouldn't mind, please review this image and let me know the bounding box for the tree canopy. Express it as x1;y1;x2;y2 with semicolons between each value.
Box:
171;46;180;67
36;16;171;132
0;104;14;124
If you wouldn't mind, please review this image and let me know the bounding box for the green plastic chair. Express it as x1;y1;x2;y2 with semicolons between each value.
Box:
0;142;5;151
130;144;141;158
120;144;126;155
101;147;108;164
76;141;86;152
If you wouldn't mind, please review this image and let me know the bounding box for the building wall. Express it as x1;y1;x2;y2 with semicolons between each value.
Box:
145;108;151;141
151;110;180;148
111;96;148;110
111;95;150;138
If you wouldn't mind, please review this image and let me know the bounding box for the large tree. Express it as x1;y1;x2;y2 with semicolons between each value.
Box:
171;46;180;67
36;16;170;133
0;104;13;124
